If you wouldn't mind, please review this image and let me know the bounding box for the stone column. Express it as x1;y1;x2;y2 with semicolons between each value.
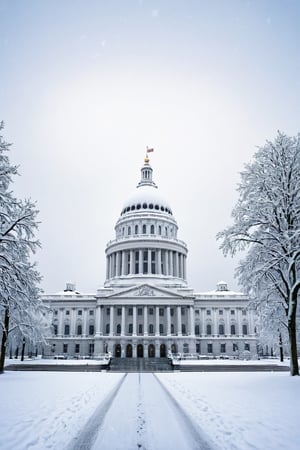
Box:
143;306;148;336
189;306;195;336
130;250;134;275
155;306;160;336
167;306;171;336
183;255;187;280
121;251;126;276
177;306;182;336
170;251;174;277
109;306;114;336
109;255;113;279
148;249;151;274
82;308;88;337
71;308;76;336
121;306;126;336
157;249;161;275
106;256;109;280
175;252;179;277
95;305;102;336
116;252;120;277
133;306;137;336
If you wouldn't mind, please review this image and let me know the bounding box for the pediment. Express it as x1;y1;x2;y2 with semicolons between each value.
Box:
106;283;185;299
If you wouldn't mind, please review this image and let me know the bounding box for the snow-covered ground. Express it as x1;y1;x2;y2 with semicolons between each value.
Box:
0;367;299;450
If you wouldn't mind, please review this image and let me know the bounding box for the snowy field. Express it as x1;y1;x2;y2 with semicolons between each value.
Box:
0;369;299;450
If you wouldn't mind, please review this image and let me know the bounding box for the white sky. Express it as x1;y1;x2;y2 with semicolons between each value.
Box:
1;0;300;293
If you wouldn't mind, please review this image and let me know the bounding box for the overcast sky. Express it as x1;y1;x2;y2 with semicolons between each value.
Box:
1;0;300;294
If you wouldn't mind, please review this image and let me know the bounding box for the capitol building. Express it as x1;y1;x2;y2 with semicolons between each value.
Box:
43;154;257;360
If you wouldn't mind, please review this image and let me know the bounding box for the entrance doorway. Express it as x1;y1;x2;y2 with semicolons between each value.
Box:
148;344;155;357
160;344;166;357
171;343;177;354
126;344;132;357
137;344;144;357
115;344;121;357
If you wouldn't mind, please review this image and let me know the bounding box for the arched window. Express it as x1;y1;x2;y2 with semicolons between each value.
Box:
195;325;200;335
158;225;161;235
135;225;139;234
143;203;147;209
206;324;212;335
242;324;248;335
142;224;147;234
149;324;154;334
128;323;133;334
183;343;189;353
77;324;82;335
105;323;110;334
219;324;225;335
116;324;121;335
165;227;168;236
64;324;70;336
150;224;155;234
128;226;131;235
230;324;236;335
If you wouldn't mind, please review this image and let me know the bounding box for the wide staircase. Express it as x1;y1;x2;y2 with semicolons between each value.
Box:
109;357;171;372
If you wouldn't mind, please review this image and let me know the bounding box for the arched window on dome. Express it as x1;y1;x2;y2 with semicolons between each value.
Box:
143;203;147;209
158;225;161;235
149;203;153;209
155;204;159;210
150;225;154;234
135;225;139;234
137;204;141;210
165;227;168;237
128;226;131;236
142;224;147;234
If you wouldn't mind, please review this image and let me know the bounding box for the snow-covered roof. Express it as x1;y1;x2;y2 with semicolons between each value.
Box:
121;184;173;215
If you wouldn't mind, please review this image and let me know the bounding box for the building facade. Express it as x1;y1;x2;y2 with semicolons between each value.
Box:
43;156;257;359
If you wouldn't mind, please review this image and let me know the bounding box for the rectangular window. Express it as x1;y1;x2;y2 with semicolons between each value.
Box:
242;310;247;315
143;250;148;274
233;343;238;352
66;310;70;315
89;325;94;335
63;344;68;353
54;310;58;316
245;343;250;351
230;310;235;315
159;308;164;317
181;307;185;315
117;308;122;316
78;310;82;316
106;308;110;315
135;251;139;274
207;343;213;353
220;343;226;353
196;343;201;353
128;308;133;316
219;310;223;315
170;308;174;317
75;344;80;353
149;308;154;315
89;310;94;316
138;308;143;316
206;310;211;315
138;324;143;334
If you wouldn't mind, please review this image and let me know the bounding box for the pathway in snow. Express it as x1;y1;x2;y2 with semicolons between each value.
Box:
70;372;212;450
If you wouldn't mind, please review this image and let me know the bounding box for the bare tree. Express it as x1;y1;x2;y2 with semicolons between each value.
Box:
217;132;300;375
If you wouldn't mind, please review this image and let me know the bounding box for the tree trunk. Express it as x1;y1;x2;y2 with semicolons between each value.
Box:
21;338;26;361
279;332;284;362
0;307;9;374
288;305;299;376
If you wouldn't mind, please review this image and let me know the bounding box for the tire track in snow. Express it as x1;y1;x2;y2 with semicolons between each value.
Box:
67;373;127;450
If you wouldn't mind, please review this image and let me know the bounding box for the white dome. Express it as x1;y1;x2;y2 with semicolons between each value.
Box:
121;184;173;215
